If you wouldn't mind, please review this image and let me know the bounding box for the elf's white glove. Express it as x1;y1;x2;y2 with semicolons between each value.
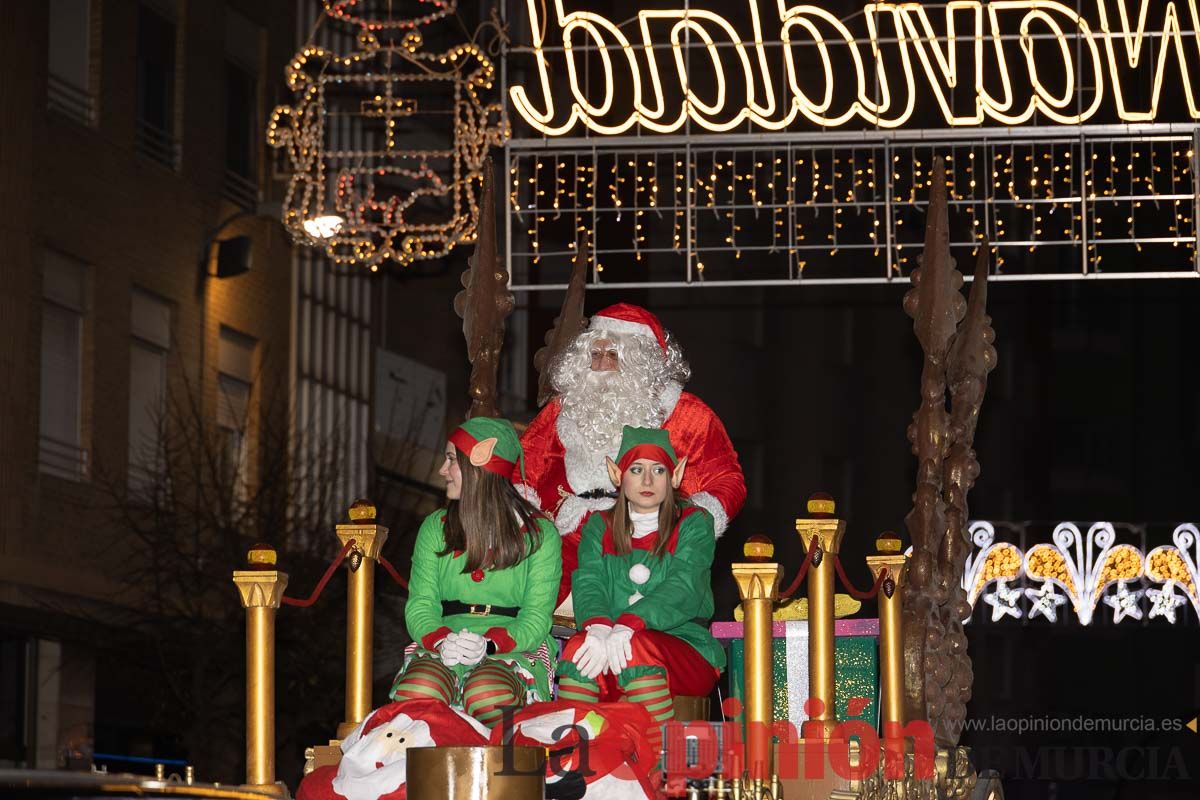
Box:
455;629;488;666
438;632;465;666
572;624;611;679
606;624;636;674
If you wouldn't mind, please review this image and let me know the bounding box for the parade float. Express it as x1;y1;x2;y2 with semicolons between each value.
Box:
199;155;1000;800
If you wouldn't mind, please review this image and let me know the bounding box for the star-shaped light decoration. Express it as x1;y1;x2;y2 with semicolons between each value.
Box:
1024;581;1068;622
1103;580;1145;623
983;579;1023;622
1146;581;1187;624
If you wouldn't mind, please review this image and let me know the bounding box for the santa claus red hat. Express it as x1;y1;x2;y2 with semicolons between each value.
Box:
589;304;667;353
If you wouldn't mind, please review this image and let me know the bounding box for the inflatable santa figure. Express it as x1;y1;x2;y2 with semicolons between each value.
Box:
517;303;745;608
296;699;488;800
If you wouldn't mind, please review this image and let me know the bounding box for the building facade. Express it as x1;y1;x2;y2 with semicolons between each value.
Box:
0;0;305;770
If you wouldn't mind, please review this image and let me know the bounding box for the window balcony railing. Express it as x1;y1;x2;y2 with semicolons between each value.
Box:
223;169;259;210
47;74;95;126
136;118;180;170
39;434;89;482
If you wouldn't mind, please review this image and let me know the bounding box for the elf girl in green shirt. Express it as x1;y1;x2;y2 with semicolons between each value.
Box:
559;426;725;731
390;417;561;728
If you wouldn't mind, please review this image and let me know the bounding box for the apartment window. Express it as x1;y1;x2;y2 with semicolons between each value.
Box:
224;10;261;207
136;2;178;168
47;0;94;125
128;290;171;496
40;252;87;481
218;327;255;498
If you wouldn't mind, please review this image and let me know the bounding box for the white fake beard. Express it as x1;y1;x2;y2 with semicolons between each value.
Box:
559;369;664;456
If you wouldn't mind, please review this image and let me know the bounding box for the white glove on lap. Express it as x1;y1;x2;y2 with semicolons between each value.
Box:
455;629;488;666
572;624;611;680
606;624;635;674
438;633;464;666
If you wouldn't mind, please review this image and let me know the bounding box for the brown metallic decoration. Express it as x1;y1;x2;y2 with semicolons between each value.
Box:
532;230;590;406
454;156;515;419
901;158;998;748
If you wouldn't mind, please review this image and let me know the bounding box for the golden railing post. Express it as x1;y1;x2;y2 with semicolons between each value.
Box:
336;499;389;739
794;494;847;739
233;544;288;795
865;531;908;733
732;535;783;784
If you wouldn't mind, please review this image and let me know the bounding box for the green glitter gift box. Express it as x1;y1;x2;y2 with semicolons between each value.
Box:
714;619;879;728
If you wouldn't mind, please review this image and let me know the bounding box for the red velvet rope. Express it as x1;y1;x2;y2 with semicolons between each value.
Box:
779;536;821;600
833;554;889;600
377;554;410;591
281;539;356;608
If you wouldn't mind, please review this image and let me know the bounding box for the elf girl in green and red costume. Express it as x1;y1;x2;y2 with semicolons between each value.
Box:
391;417;561;729
558;426;724;731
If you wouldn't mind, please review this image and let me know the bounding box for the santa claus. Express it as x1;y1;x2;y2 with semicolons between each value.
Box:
517;303;745;607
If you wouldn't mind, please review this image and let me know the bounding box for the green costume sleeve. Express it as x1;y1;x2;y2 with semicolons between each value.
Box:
569;513;614;627
483;518;561;653
617;510;715;632
404;511;451;650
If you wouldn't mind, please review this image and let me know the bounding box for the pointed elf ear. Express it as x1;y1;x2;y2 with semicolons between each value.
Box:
671;456;688;489
469;438;499;467
606;457;622;488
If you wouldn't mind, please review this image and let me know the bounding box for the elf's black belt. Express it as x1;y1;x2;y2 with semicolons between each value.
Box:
443;600;520;618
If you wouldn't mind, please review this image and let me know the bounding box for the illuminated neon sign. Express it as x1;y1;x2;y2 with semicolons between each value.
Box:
509;1;1200;134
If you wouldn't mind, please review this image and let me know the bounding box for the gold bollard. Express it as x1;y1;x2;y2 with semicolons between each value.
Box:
732;534;783;784
336;499;389;739
233;544;288;794
795;494;847;740
865;531;908;732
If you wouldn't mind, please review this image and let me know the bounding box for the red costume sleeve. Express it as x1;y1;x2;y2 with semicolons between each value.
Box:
516;399;561;509
670;393;746;535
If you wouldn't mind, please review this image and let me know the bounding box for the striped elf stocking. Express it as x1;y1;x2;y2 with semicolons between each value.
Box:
462;659;527;729
555;656;602;703
619;667;675;757
557;674;602;703
388;656;456;705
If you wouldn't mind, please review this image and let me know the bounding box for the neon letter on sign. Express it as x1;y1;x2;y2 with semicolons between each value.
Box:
508;0;1200;134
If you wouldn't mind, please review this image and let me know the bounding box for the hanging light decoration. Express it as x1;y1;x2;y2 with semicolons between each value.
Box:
267;0;509;270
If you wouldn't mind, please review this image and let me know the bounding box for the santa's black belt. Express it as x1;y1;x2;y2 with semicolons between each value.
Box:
443;600;520;617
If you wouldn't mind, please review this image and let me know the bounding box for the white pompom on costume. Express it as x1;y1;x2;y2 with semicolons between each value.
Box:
628;564;650;585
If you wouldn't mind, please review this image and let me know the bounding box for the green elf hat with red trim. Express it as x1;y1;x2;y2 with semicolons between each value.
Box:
615;426;678;473
448;416;526;483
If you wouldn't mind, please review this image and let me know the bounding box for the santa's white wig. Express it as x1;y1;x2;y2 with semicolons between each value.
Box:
550;326;690;455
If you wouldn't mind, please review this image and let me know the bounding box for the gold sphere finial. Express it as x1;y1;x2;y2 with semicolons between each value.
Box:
743;534;774;562
247;543;277;568
876;530;903;554
348;498;377;523
806;492;836;518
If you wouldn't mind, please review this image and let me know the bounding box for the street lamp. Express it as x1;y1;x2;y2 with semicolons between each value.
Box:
302;214;345;240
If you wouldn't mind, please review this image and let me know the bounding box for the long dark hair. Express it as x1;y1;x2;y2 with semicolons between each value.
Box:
440;451;546;571
607;487;685;559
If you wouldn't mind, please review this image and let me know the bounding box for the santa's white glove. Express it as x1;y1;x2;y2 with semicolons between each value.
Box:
455;629;488;666
572;624;611;680
606;624;636;674
438;632;464;666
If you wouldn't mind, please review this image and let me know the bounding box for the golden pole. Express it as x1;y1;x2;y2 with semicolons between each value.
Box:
795;494;847;739
336;500;389;739
732;536;782;784
865;532;908;732
233;544;288;794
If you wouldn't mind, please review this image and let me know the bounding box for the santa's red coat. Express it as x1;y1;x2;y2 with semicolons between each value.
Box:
516;383;745;606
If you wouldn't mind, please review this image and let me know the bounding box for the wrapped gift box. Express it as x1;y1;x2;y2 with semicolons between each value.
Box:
713;619;879;730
